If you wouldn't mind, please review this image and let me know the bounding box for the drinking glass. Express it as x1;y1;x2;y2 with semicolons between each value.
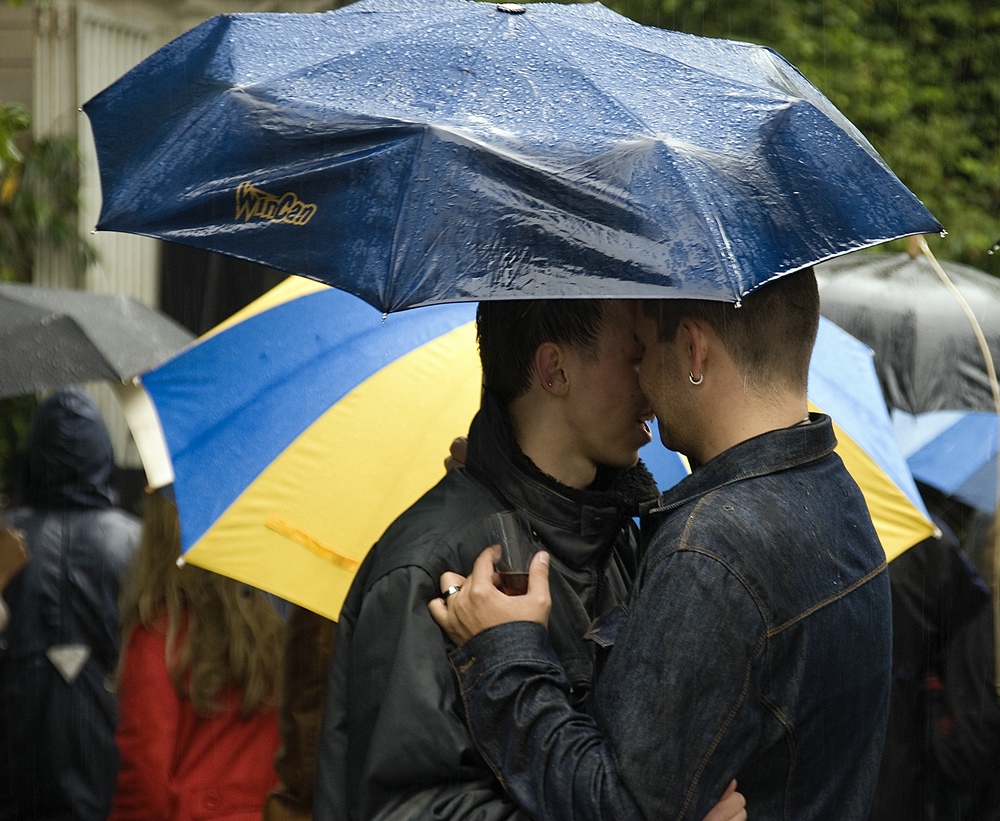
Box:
486;510;538;596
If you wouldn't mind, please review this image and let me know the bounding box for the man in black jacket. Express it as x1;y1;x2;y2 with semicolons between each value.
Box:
314;300;659;821
0;387;141;821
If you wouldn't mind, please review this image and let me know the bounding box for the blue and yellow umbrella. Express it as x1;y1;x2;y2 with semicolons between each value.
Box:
122;277;933;620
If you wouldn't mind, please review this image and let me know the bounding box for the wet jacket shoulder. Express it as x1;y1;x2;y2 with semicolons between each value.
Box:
0;388;141;821
314;393;657;821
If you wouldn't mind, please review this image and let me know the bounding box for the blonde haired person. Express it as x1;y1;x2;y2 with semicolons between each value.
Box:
110;493;285;821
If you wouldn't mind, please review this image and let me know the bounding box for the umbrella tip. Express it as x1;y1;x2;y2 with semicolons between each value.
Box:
990;237;1000;255
496;3;526;13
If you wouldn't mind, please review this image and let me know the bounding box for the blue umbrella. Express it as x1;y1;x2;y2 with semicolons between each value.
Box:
892;409;999;513
83;0;940;313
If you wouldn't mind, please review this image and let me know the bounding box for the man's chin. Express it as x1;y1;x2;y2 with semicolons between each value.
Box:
656;420;670;440
621;442;648;469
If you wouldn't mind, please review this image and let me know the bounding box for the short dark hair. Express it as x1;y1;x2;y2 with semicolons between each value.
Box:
477;300;609;404
641;268;819;392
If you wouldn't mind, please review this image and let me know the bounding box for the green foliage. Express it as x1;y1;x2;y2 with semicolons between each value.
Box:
0;103;29;174
0;101;98;283
610;0;1000;275
0;101;97;497
0;395;35;505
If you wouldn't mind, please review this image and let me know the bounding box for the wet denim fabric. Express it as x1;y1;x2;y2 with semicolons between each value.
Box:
451;414;892;820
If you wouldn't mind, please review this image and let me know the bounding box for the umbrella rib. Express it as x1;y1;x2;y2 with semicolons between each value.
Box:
523;18;772;299
169;304;460;469
540;12;799;104
218;15;433;90
381;124;434;312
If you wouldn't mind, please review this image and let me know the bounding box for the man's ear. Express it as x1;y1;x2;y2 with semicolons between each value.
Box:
534;342;567;395
678;317;710;381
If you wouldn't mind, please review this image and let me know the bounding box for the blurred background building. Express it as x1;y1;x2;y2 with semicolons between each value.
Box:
0;0;343;503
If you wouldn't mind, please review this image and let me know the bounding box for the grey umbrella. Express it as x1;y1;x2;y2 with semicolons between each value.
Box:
0;282;194;399
816;250;1000;415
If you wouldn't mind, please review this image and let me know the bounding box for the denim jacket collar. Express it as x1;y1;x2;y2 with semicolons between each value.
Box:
641;412;836;521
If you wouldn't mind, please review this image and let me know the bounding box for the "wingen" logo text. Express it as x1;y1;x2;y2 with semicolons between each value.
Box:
235;181;317;226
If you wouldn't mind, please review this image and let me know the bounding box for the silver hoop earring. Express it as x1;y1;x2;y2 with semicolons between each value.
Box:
689;371;704;386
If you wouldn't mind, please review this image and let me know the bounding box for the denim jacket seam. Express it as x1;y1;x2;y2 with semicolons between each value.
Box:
765;560;888;637
649;500;773;634
653;491;886;639
678;631;768;820
453;651;569;799
454;660;511;794
456;651;564;691
759;692;797;818
671;545;771;629
648;502;774;821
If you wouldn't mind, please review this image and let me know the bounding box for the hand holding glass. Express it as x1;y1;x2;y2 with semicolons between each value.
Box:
487;511;538;596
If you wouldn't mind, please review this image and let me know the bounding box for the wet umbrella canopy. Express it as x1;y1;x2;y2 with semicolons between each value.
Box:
0;282;193;398
817;252;1000;414
83;0;940;313
892;409;999;514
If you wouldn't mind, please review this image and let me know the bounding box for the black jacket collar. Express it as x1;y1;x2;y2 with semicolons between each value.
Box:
465;391;658;570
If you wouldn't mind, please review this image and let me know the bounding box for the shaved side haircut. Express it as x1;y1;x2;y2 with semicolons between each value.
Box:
642;267;820;393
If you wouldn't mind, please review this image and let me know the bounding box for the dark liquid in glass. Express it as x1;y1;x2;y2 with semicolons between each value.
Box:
497;571;529;596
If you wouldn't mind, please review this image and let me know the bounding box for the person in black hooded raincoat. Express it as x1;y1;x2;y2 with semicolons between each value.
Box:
0;386;141;821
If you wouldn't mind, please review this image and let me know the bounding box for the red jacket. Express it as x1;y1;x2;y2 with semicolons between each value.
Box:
110;614;280;821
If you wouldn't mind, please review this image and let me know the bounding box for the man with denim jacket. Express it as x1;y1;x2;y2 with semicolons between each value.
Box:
433;269;893;820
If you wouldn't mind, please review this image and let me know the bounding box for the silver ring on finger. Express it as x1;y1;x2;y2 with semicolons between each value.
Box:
441;584;462;602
